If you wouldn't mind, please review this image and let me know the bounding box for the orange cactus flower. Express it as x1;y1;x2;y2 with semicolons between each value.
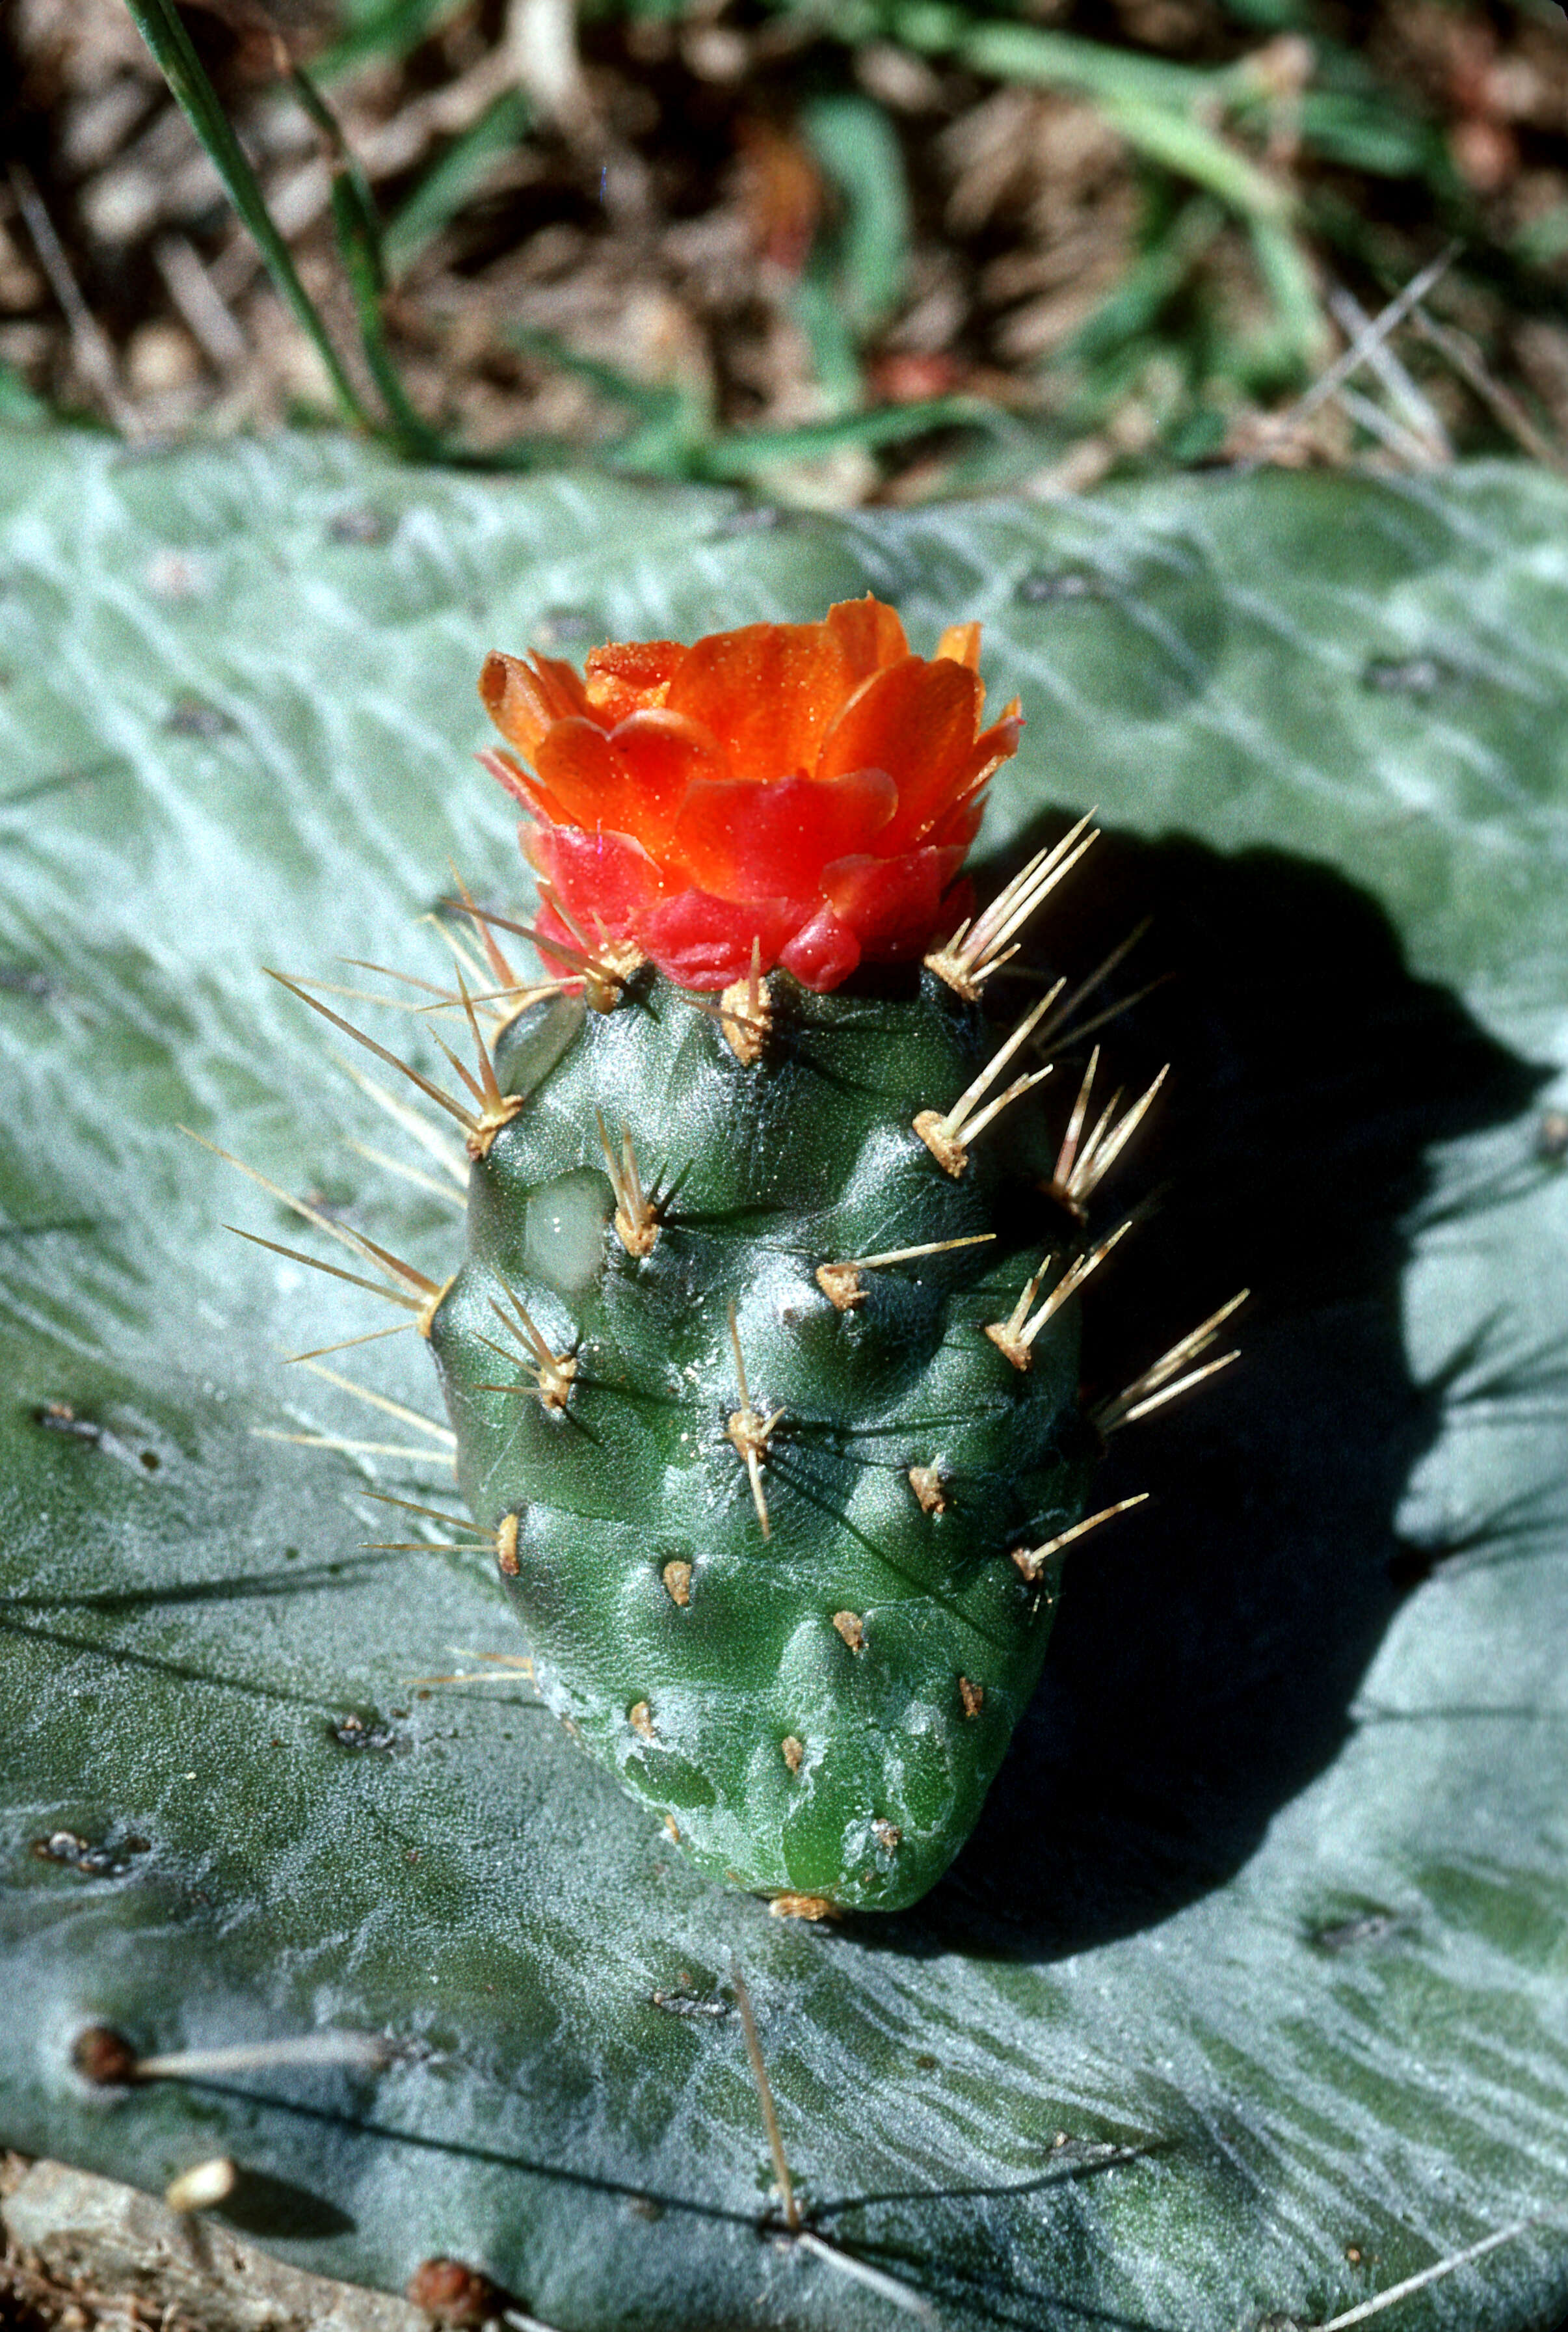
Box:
477;595;1022;992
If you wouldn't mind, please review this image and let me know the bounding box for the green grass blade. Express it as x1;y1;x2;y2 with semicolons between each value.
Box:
892;9;1233;112
507;326;690;424
1097;93;1291;225
788;256;866;418
313;0;464;83
801;91;912;334
120;0;374;432
328;179;447;457
695;394;996;477
384;90;533;277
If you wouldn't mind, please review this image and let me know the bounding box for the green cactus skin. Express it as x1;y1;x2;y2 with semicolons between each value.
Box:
430;965;1095;1912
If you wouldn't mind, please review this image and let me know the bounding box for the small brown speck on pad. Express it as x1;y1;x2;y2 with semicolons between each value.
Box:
662;1559;692;1606
908;1462;946;1514
832;1609;865;1652
663;1814;680;1842
769;1892;840;1921
496;1512;519;1575
629;1700;656;1738
959;1675;984;1719
873;1819;901;1854
782;1735;804;1771
72;2026;139;2085
406;2255;506;2326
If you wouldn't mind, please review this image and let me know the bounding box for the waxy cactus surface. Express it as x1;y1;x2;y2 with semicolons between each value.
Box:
421;601;1175;1912
3;433;1568;2332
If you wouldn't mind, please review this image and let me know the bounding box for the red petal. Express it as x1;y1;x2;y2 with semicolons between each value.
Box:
668;768;896;901
665;622;858;781
821;844;968;961
924;789;988;855
816;656;981;848
778;907;862;990
585;639;685;723
525;824;667;943
637;888;806;989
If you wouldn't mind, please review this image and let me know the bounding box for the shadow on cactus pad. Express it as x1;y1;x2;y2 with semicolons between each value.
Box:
904;822;1545;1957
3;431;1568;2332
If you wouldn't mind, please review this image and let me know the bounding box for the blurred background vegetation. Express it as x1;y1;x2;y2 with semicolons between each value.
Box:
3;0;1567;501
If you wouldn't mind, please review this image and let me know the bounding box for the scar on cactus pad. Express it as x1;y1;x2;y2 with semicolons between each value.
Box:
254;596;1245;1917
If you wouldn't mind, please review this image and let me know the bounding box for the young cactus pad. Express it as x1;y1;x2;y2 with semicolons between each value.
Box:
302;600;1178;1914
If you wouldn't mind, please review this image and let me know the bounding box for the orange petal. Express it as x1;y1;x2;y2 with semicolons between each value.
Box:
668;769;896;902
816;656;981;848
937;621;982;671
664;621;858;782
479;745;569;824
531;717;630;829
480;652;553;761
825;596;909;682
609;709;724;848
585;639;685;723
528;652;592;723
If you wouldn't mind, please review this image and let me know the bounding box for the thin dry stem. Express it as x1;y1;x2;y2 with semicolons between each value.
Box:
730;1960;799;2233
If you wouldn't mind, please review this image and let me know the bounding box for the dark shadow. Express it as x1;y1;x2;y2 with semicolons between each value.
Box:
884;816;1545;1959
217;2165;356;2241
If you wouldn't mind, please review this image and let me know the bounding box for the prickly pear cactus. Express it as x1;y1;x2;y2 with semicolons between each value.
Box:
4;429;1568;2332
440;958;1093;1916
410;606;1145;1916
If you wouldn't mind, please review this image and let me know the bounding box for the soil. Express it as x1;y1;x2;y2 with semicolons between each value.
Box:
3;0;1567;496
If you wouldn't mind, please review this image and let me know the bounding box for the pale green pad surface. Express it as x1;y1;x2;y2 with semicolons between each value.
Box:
0;429;1566;2329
